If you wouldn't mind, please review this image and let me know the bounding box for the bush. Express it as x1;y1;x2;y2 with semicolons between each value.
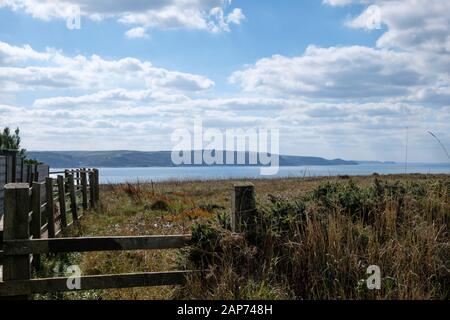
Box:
0;127;26;156
181;178;450;300
150;199;170;211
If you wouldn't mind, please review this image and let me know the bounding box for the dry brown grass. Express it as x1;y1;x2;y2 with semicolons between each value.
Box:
179;175;449;300
58;173;448;300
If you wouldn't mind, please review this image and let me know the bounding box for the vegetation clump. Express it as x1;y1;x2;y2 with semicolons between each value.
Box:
180;178;450;300
150;199;171;211
0;126;41;164
0;127;24;153
54;175;448;300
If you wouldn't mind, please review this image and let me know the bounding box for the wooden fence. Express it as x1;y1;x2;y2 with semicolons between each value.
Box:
0;176;255;299
0;168;100;295
0;150;50;218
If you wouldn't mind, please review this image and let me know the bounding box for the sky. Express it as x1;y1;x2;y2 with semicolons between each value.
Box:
0;0;449;162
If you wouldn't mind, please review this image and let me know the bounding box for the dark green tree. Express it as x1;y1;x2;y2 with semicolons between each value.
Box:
0;127;27;157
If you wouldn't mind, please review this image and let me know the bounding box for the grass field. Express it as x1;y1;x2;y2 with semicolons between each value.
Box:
37;174;449;300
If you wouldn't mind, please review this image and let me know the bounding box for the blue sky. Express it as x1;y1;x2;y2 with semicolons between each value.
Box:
0;0;382;95
0;0;449;162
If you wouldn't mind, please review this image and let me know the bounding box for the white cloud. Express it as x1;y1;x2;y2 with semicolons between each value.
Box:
226;8;245;25
206;6;245;33
33;88;190;108
0;0;246;35
372;0;450;63
231;1;450;107
322;0;359;6
124;27;149;39
327;0;450;56
229;45;433;101
0;41;50;65
0;41;214;92
4;94;449;161
0;66;77;91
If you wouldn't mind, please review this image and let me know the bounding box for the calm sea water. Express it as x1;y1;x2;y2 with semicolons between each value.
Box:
52;163;450;184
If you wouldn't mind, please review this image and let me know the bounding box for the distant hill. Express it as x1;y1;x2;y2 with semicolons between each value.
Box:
27;150;358;168
355;160;397;165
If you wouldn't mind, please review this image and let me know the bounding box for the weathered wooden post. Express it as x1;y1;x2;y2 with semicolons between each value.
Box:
93;168;100;203
89;170;96;209
64;170;69;193
34;165;39;182
19;157;24;183
231;183;257;233
45;177;56;238
27;164;32;185
76;169;80;188
11;151;16;183
31;182;42;269
57;175;67;232
3;183;31;299
68;173;78;221
81;170;88;210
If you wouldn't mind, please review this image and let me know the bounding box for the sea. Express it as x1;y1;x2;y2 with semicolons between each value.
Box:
52;163;450;184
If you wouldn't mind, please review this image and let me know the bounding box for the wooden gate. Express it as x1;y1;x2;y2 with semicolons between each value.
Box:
0;171;254;298
0;168;197;298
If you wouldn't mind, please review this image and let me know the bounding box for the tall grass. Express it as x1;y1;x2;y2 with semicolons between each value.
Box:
47;175;448;299
179;178;449;299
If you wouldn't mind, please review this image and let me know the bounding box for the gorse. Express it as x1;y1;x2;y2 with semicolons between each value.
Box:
182;178;449;299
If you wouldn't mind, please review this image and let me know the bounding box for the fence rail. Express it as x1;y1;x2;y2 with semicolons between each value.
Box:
4;235;192;255
0;271;195;297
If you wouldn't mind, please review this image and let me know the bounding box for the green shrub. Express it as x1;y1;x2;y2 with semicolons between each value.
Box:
182;178;449;300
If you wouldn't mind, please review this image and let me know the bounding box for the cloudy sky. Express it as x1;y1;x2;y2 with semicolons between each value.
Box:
0;0;449;162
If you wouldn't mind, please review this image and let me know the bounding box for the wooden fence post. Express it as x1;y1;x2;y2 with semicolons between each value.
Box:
19;157;24;183
93;168;100;203
27;164;32;185
31;182;42;269
45;177;55;238
64;170;69;194
81;170;88;210
76;170;80;188
68;174;78;221
34;165;39;183
231;183;257;233
57;175;67;232
3;183;31;299
11;152;16;183
89;170;96;209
